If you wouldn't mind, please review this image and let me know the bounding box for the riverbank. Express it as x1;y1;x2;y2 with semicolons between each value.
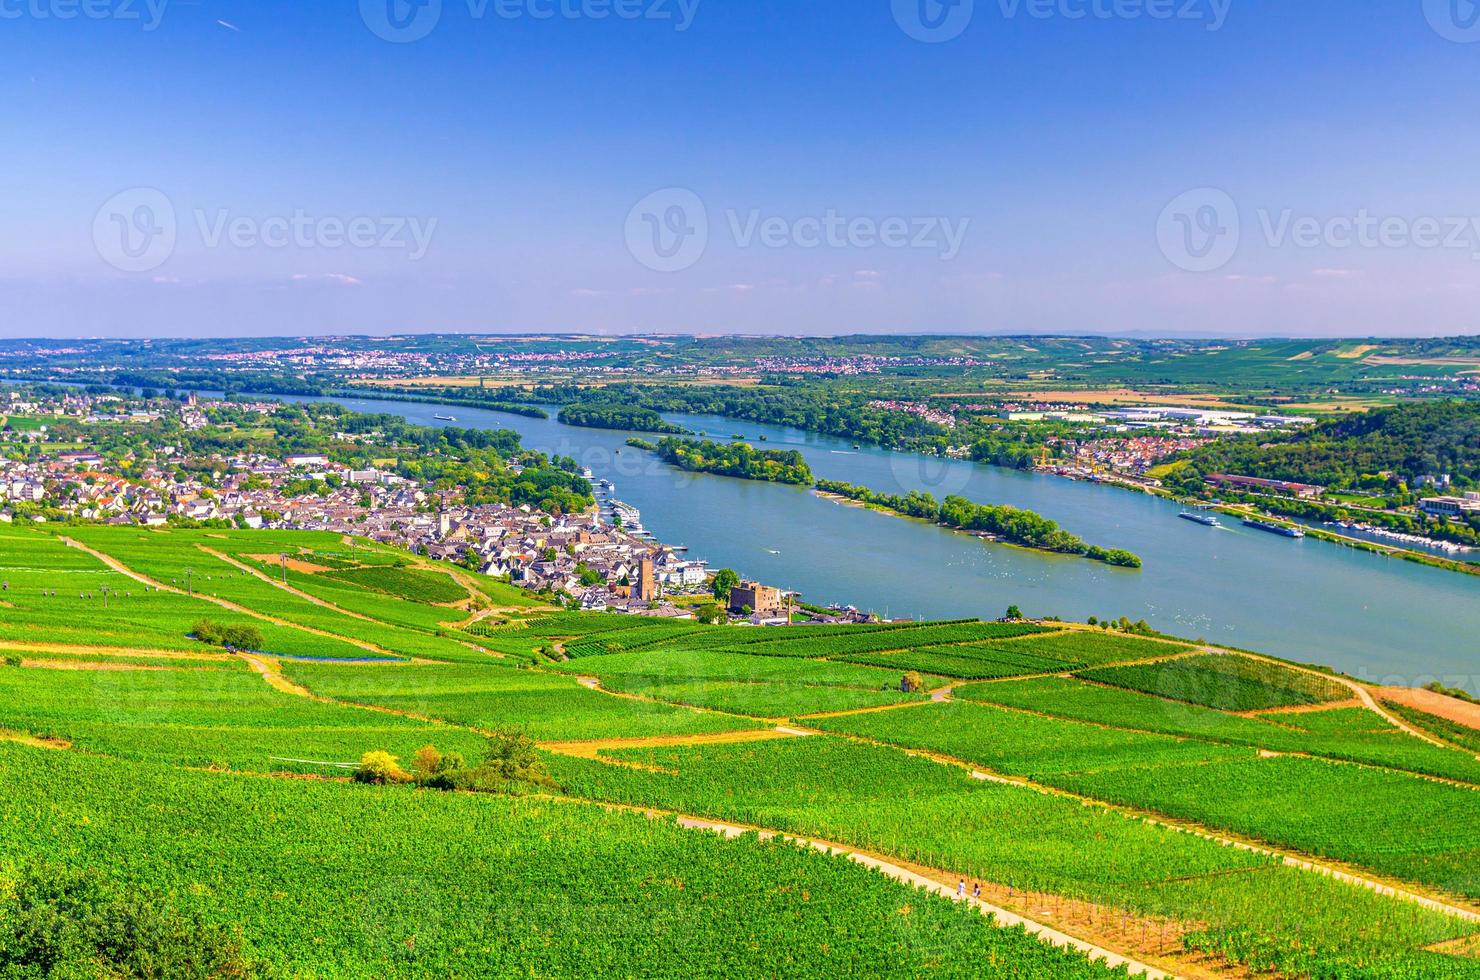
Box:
1195;504;1480;579
1037;463;1480;579
187;388;1480;694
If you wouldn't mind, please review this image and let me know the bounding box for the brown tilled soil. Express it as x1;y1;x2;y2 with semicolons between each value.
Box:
1377;687;1480;732
246;553;333;574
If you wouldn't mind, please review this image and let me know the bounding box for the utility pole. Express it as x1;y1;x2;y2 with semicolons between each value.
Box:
99;585;112;609
279;553;288;584
183;566;194;595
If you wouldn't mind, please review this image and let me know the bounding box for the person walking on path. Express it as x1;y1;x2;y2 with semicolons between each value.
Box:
957;880;965;897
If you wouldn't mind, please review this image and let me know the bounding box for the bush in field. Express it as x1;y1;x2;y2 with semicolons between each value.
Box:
452;730;560;794
353;750;411;785
412;744;443;777
410;745;466;786
0;863;254;979
362;735;557;794
2;655;19;668
191;619;264;652
901;672;925;694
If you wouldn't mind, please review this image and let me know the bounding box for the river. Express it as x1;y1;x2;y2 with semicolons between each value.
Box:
265;391;1478;694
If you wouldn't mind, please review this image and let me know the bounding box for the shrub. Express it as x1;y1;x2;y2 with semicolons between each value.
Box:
412;745;443;777
192;618;221;645
440;731;560;795
218;625;263;652
353;750;411;785
2;655;20;668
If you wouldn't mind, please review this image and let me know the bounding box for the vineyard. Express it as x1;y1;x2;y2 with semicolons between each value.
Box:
961;677;1480;784
2;522;1479;978
281;661;763;741
544;738;1478;978
550;648;926;717
0;746;1128;979
1078;652;1352;711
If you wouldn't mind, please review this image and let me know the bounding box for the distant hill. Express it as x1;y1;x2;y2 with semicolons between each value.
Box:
1180;400;1480;489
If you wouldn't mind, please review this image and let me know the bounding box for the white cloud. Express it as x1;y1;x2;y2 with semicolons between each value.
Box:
290;273;361;286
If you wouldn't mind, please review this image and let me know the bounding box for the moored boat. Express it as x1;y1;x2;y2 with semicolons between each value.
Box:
1243;518;1305;538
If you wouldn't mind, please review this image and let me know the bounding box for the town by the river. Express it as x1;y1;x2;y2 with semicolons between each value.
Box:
261;391;1479;695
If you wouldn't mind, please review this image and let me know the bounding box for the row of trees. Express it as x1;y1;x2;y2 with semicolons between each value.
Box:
557;402;689;434
534;383;949;448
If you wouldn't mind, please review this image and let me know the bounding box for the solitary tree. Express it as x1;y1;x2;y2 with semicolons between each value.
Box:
1005;605;1023;621
711;568;740;602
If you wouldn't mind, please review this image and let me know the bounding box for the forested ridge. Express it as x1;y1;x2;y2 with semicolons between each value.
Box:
1181;401;1480;490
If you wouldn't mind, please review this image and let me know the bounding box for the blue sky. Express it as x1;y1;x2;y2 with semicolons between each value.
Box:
4;0;1480;338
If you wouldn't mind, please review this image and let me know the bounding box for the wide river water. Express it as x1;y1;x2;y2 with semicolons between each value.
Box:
272;393;1477;692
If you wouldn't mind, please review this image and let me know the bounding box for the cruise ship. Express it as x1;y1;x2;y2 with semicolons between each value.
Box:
1242;518;1305;539
1178;511;1220;527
